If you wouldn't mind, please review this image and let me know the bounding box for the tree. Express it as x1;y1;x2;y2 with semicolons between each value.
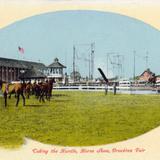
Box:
70;71;81;82
148;73;156;85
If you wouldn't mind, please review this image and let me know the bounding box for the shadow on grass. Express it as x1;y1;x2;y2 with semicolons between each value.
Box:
25;104;50;107
52;94;70;97
54;99;70;103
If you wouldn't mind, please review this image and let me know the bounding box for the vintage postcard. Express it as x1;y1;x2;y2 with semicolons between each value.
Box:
0;0;160;160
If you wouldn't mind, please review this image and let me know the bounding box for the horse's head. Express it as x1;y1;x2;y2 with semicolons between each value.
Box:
49;78;55;84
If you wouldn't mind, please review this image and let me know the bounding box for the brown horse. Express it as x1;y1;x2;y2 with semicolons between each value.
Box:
31;81;42;100
33;78;55;102
1;78;55;106
2;82;26;107
47;78;55;100
42;78;55;101
25;81;32;99
15;83;26;106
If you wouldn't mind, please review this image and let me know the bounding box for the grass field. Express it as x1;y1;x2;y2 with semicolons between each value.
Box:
0;91;160;148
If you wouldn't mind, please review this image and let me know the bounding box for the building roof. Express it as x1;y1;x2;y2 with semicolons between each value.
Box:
0;57;27;68
0;57;46;70
48;58;66;68
140;68;155;76
19;67;46;79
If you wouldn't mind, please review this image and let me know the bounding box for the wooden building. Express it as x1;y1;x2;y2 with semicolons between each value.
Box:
0;57;46;82
19;66;46;81
47;58;66;82
138;68;155;82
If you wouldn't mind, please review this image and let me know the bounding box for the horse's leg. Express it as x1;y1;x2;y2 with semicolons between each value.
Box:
35;90;37;98
42;91;45;103
4;92;7;107
39;90;45;103
36;89;40;99
47;93;50;101
50;88;53;99
50;91;52;100
5;97;7;107
28;90;31;99
16;93;20;107
26;90;29;99
48;91;51;101
28;90;30;99
8;93;11;99
49;89;52;101
21;92;25;106
39;91;42;102
32;88;34;95
45;91;48;100
47;93;49;101
37;91;39;99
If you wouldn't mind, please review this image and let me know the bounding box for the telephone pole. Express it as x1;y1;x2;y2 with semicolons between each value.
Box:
73;42;95;81
144;51;149;69
106;52;124;80
114;54;123;80
90;42;95;80
106;52;115;77
73;45;76;83
133;50;136;81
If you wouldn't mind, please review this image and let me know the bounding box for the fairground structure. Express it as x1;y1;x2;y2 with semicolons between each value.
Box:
0;57;66;83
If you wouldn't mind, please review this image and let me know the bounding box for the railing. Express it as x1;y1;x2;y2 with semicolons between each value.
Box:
53;86;130;91
52;86;160;94
53;85;160;90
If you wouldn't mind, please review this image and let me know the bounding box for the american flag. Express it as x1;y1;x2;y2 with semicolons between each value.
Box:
18;46;24;54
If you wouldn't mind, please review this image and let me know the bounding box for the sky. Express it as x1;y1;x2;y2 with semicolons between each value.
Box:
0;0;159;3
1;1;160;30
0;10;160;78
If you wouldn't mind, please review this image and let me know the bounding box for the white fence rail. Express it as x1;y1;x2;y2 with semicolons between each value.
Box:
52;86;160;94
53;86;130;91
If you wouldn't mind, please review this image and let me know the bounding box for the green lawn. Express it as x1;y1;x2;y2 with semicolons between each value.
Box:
0;91;160;148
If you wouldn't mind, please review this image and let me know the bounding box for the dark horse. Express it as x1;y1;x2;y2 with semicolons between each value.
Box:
45;78;55;101
34;78;55;102
25;81;32;99
2;82;26;107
